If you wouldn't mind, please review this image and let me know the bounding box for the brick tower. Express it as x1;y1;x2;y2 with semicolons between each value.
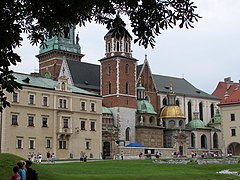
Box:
99;15;137;143
36;25;84;80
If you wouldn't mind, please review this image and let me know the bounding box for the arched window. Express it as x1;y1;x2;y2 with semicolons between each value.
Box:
176;99;180;106
126;82;129;94
125;64;129;74
163;98;167;106
179;120;183;127
107;64;111;75
61;82;65;91
191;133;195;148
201;134;207;149
199;102;203;121
213;133;218;148
108;82;111;94
210;104;214;118
149;116;154;124
116;41;120;52
188;101;192;122
125;127;130;141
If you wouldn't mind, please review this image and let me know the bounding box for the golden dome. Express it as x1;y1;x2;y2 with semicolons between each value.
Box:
160;105;185;119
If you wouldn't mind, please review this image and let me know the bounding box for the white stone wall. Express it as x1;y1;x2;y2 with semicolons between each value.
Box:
160;93;220;125
110;107;136;142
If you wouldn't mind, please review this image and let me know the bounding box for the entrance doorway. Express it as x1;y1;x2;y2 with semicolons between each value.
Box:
103;142;111;159
228;142;240;155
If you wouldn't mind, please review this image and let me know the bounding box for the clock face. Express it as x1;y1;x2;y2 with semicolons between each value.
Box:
44;71;52;78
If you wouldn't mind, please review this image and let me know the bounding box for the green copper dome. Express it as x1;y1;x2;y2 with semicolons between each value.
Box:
137;100;157;114
188;119;205;129
102;107;112;114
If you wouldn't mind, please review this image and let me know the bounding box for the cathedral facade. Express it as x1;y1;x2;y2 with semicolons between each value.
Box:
8;20;222;158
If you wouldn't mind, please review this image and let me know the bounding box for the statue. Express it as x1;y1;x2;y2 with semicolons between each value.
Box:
140;115;143;126
76;33;79;44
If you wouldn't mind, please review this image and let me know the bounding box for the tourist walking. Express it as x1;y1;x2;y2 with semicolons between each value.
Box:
121;151;124;160
46;151;51;163
38;153;42;164
51;153;56;163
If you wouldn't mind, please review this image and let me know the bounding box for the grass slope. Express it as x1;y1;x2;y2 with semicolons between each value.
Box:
1;153;240;180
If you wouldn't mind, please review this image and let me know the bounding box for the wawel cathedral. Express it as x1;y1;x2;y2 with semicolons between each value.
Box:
1;19;225;160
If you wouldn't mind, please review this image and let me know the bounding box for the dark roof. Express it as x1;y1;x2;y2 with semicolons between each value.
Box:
152;74;220;100
66;59;100;91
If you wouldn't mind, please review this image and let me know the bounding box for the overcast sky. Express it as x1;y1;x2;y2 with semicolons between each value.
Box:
12;0;240;94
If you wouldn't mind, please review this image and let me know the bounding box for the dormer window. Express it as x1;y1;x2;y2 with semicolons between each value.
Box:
61;82;66;91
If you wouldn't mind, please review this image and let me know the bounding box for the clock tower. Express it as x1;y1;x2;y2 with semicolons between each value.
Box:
99;15;137;143
36;25;84;80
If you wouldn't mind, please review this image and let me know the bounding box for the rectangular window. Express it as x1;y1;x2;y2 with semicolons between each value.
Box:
86;141;90;150
42;96;48;106
59;141;67;149
59;98;67;108
28;116;34;126
63;118;68;128
231;128;236;136
42;117;48;127
231;113;235;121
46;139;51;148
90;121;96;131
29;94;35;104
90;102;96;112
12;114;18;125
12;92;18;102
81;121;86;130
81;101;86;111
29;139;35;149
16;138;23;149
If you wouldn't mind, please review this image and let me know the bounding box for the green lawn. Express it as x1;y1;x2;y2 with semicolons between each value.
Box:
1;153;240;180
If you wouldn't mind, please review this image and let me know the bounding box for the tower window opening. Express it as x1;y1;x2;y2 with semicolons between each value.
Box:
125;64;129;74
107;42;111;53
126;82;129;94
108;82;111;94
125;42;129;52
116;41;120;52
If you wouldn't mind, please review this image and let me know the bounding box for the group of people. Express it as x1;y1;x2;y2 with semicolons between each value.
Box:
79;151;87;162
11;160;38;180
27;152;43;164
46;151;56;163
